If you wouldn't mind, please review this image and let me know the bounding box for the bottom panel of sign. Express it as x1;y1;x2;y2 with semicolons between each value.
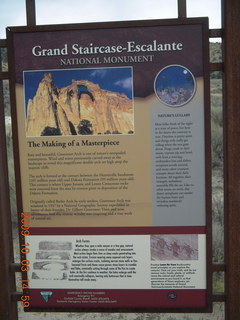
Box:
23;228;208;310
28;288;206;309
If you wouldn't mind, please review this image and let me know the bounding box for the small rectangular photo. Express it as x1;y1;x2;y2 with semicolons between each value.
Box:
151;234;199;261
24;67;134;137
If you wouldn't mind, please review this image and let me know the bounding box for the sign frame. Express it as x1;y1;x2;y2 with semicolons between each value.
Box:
7;18;212;313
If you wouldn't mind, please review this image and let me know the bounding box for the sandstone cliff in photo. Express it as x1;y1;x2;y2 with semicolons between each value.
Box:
26;73;134;136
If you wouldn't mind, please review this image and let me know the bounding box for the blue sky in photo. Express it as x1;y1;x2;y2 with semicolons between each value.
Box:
24;67;133;110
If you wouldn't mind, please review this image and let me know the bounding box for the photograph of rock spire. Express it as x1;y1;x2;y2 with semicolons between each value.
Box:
24;67;134;137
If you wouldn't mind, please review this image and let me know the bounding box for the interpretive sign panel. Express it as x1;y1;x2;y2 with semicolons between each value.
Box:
8;18;211;311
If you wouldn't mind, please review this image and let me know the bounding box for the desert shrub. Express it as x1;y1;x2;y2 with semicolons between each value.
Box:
77;119;93;135
3;80;10;116
210;42;222;63
212;194;224;226
211;105;223;127
212;219;224;263
41;126;61;136
211;123;223;169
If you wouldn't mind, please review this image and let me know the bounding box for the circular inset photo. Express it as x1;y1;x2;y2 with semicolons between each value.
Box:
154;65;196;107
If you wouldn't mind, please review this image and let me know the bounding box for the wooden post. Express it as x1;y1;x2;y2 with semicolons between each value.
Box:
26;0;36;26
178;0;187;18
0;54;18;319
223;0;240;318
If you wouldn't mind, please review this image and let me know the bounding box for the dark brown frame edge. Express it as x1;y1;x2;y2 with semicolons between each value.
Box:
7;17;212;313
223;0;240;318
0;42;19;319
202;17;213;314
